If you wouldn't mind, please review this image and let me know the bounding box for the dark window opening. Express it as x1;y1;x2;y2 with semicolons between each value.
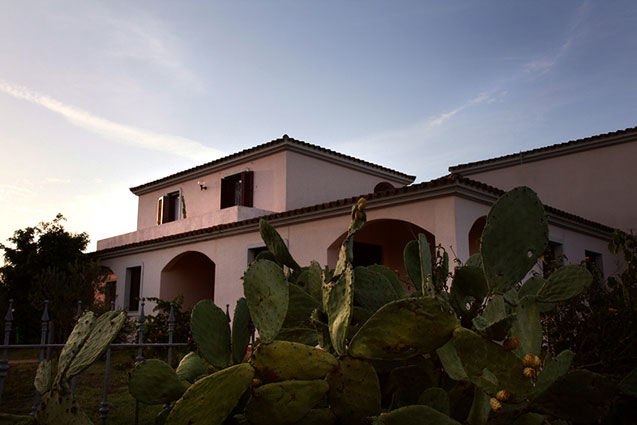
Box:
353;242;383;268
221;171;253;209
127;266;142;312
247;246;269;265
543;241;564;278
585;250;603;275
157;190;181;224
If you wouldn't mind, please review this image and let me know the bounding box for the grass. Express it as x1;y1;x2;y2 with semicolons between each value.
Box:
0;348;186;424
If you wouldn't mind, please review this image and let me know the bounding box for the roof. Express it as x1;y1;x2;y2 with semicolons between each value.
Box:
449;125;637;174
96;174;615;258
130;134;416;195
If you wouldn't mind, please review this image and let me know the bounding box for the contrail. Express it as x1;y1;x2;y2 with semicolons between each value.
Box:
0;80;225;161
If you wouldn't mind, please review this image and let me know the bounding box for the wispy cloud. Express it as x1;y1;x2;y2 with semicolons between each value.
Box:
0;81;225;161
427;92;494;128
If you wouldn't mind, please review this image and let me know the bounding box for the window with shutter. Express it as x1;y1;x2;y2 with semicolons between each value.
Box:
221;170;254;209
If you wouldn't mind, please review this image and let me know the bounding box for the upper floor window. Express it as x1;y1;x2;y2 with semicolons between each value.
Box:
157;190;181;224
221;170;253;209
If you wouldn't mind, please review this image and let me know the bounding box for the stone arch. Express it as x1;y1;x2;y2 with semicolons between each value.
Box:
468;216;487;256
327;219;435;277
160;251;215;309
374;181;395;193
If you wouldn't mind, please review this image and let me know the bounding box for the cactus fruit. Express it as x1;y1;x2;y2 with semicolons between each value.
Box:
523;367;537;379
495;389;511;402
326;356;381;425
251;340;337;382
522;354;541;369
166;363;255;425
243;259;289;344
357;197;367;211
244;379;329;425
480;187;548;294
349;296;459;360
191;299;231;369
129;359;188;405
503;337;520;351
489;397;503;412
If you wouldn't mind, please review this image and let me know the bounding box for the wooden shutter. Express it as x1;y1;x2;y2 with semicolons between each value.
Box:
157;197;164;225
241;170;254;207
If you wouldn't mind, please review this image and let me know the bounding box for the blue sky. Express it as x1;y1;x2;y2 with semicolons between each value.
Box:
1;1;636;251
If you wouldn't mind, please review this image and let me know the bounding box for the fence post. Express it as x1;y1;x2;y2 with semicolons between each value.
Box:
134;301;145;425
31;300;50;416
71;300;82;398
0;299;14;408
99;301;115;425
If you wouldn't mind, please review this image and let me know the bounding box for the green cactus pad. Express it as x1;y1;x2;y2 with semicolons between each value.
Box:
512;413;545;425
323;266;354;356
66;311;126;378
404;234;432;294
191;300;231;369
251;341;337;382
176;352;208;383
466;388;490;425
518;277;545;299
304;261;325;302
534;349;574;396
55;311;95;384
374;404;461;425
353;266;399;312
418;387;450;416
537;264;592;302
129;359;188;405
326;356;381;425
0;414;35;425
465;253;483;269
283;284;321;328
34;359;52;394
472;294;514;341
295;408;337;425
35;392;92;425
349;296;459;360
166;363;255;425
259;219;300;270
510;295;542;357
367;264;408;298
450;265;488;321
530;370;616;424
275;327;319;346
451;327;533;402
619;367;637;397
243;259;289;344
436;340;468;381
244;380;329;425
232;298;252;364
481;187;548;294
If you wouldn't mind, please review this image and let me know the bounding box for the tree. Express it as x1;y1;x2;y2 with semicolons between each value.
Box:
0;214;107;342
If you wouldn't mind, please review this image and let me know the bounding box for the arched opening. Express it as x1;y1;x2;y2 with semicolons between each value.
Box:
468;216;487;256
160;251;215;309
327;219;435;277
97;266;117;307
374;181;395;193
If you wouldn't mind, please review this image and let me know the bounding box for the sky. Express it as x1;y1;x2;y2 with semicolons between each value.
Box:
1;0;636;253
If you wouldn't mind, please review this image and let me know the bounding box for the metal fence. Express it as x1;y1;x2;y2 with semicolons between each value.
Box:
0;298;189;424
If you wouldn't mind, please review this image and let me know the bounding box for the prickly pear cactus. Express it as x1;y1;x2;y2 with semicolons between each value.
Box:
191;299;231;368
129;359;188;405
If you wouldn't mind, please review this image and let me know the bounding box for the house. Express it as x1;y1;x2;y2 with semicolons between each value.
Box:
96;128;634;314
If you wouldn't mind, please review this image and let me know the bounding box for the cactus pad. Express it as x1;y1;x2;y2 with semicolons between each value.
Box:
283;284;321;329
537;264;592;302
259;219;300;270
55;311;95;384
349;296;459;360
374;404;461;425
243;259;289;344
367;264;407;298
166;363;255;425
326;356;381;424
35;392;92;425
129;359;188;405
245;380;329;425
510;295;542;357
176;352;208;383
323;266;354;356
65;311;126;378
34;359;52;394
232;298;251;364
534;349;574;396
436;340;468;381
418;387;450;416
403;234;432;294
295;408;337;425
481;186;548;294
353;266;399;312
191;300;231;369
450;265;488;321
452;327;533;402
251;341;337;382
